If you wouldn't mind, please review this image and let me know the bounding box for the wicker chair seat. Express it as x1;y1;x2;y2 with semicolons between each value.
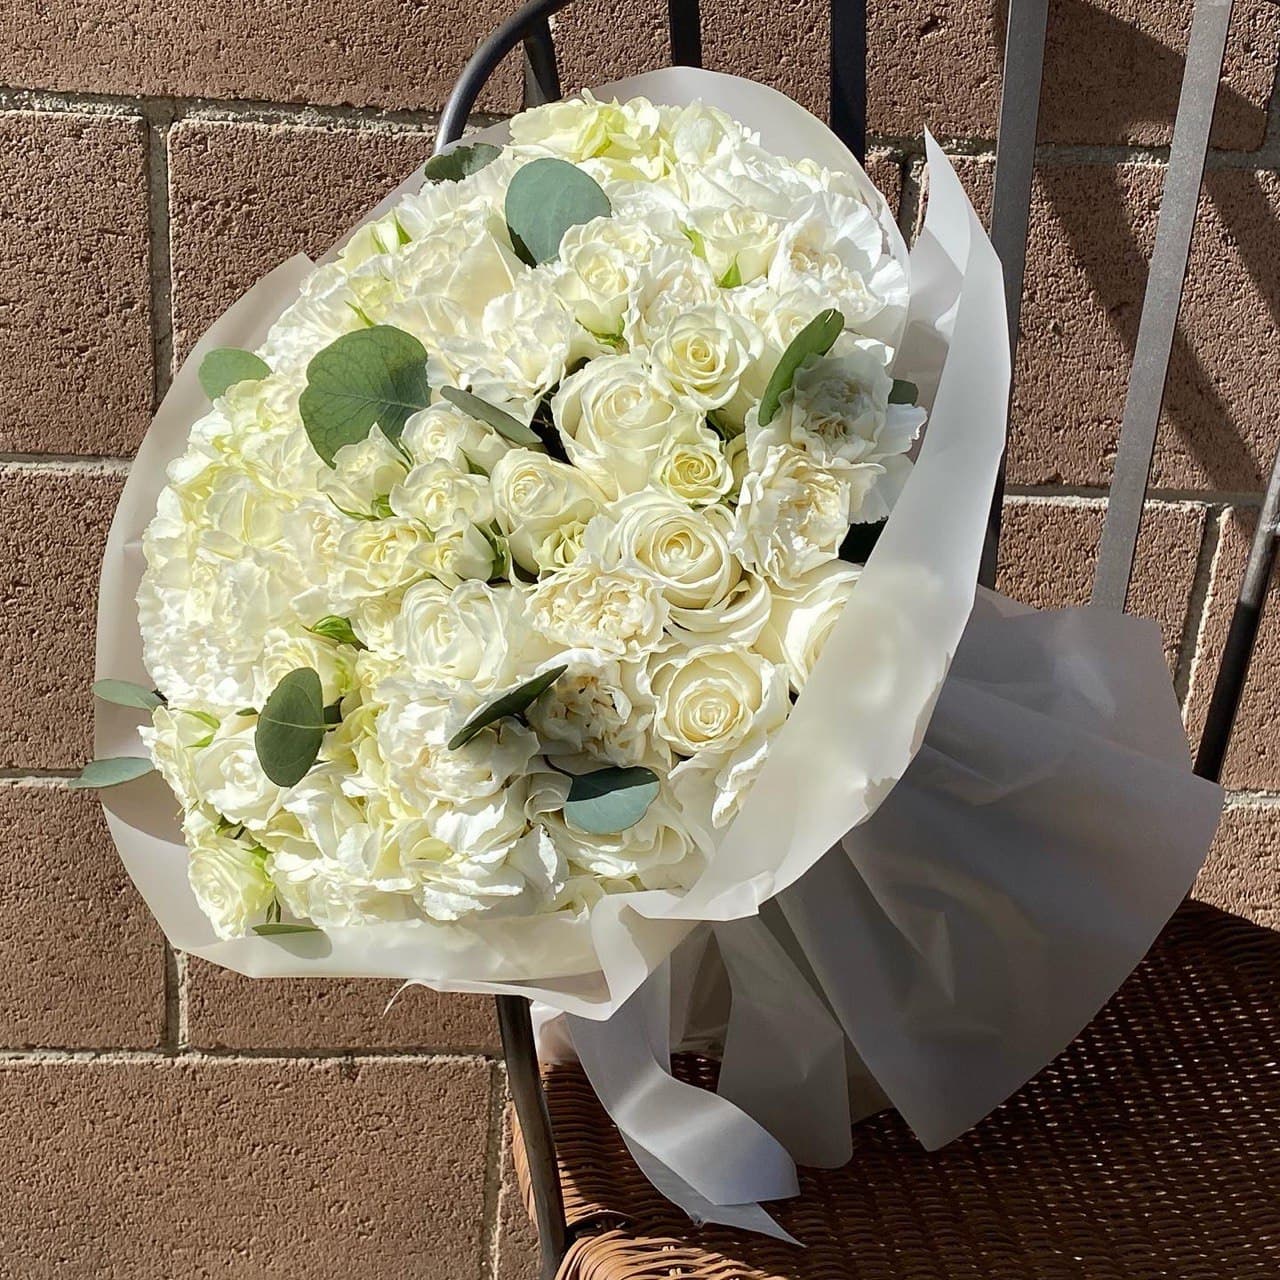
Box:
515;901;1280;1279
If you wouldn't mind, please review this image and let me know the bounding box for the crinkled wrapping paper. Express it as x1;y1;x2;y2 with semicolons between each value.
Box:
94;67;1223;1239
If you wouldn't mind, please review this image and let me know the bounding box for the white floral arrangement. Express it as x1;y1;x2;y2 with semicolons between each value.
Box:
88;94;922;941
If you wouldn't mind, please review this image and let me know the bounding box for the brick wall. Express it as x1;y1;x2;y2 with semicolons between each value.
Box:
1;3;1278;1275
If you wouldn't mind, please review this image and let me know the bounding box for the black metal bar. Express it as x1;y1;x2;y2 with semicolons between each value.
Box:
829;0;867;163
668;0;702;67
1091;0;1234;611
1194;446;1280;782
496;995;568;1280
436;0;577;152
978;0;1050;590
523;16;563;108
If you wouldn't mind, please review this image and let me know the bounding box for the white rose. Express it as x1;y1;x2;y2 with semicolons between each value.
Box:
553;219;648;339
420;520;499;589
330;517;442;605
490;449;604;575
667;572;772;647
390;459;493;531
585;491;740;611
401;401;511;475
756;561;859;692
528;557;668;658
511;93;667;181
663;101;749;168
396;578;525;693
650;643;789;761
554;354;704;498
686;201;781;285
184;809;275;940
191;714;287;827
731;445;872;588
321;431;409;519
647;305;764;412
650;427;733;505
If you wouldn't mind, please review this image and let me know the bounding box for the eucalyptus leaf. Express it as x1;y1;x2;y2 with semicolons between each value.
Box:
505;158;611;266
563;766;660;835
306;615;368;650
889;378;919;405
69;757;156;790
254;667;325;787
198;348;270;400
299;325;431;467
757;309;844;426
448;666;567;751
439;386;541;447
93;679;164;711
423;142;501;184
253;922;323;936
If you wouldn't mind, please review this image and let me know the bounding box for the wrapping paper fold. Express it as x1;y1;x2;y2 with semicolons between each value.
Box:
93;66;1223;1239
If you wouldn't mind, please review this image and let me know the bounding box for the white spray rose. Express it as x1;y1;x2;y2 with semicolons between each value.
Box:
490;450;604;575
184;809;275;940
390;459;493;531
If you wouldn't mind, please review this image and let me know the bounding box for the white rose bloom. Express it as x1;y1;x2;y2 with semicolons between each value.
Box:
185;810;276;940
756;561;859;692
585;491;740;611
651;427;733;505
554;354;704;498
511;93;667;181
330;517;441;607
646;304;764;412
667;572;773;647
321;431;409;519
553;218;650;339
396;578;525;694
191;714;287;828
260;626;355;706
664;101;749;169
491;449;604;575
420;520;499;590
731;445;874;588
401;401;511;475
528;557;668;658
686;201;781;285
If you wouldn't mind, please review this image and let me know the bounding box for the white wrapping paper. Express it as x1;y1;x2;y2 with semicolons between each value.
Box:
94;67;1223;1238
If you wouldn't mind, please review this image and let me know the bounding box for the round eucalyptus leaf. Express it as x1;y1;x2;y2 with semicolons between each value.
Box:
563;766;660;835
93;679;164;711
423;142;502;184
889;378;919;405
757;309;844;426
504;159;611;266
448;666;568;751
254;667;325;787
198;348;270;400
298;325;430;467
440;386;541;447
70;757;156;790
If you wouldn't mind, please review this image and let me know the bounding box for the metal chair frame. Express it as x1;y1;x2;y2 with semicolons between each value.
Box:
433;2;1277;1275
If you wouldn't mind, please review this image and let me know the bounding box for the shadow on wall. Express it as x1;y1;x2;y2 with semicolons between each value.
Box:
995;0;1280;493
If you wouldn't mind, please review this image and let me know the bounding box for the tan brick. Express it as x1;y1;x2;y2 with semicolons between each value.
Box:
996;498;1205;668
0;786;165;1048
946;161;1280;495
0;3;520;114
0;113;151;456
0;1057;491;1278
186;961;499;1053
0;470;123;770
1192;805;1280;929
169;121;434;361
1184;509;1280;789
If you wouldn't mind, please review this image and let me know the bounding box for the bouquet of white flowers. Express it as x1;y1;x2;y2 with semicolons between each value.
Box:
89;69;1221;1236
123;92;922;942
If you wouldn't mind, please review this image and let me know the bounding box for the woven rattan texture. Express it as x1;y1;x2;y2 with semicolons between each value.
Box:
515;901;1280;1279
